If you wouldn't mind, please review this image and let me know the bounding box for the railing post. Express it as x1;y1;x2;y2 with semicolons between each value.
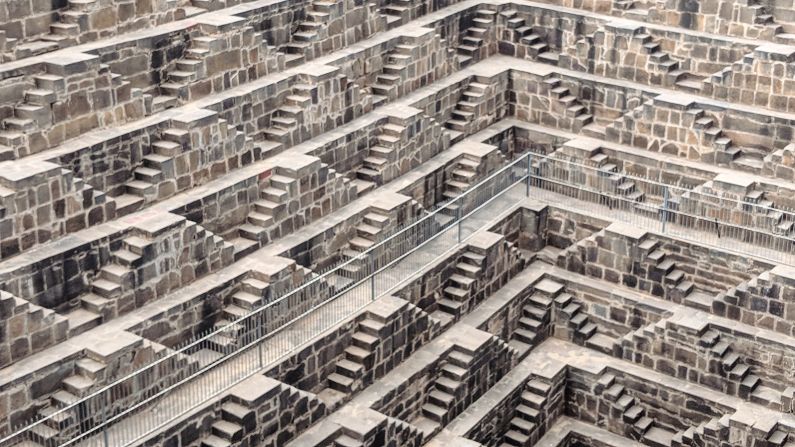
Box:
370;251;376;301
102;394;109;447
526;151;533;197
257;313;263;369
661;186;669;233
457;203;462;243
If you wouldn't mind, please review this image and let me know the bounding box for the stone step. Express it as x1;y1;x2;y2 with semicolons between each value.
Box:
328;372;354;392
93;278;121;298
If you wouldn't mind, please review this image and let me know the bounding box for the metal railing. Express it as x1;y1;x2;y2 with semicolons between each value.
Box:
5;150;795;446
1;155;528;447
527;152;795;265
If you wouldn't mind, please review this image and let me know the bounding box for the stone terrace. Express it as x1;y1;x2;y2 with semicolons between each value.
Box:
3;0;795;446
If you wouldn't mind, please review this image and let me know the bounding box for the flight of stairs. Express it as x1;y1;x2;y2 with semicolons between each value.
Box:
672;416;728;447
193;277;270;367
0;83;57;154
544;78;594;132
444;81;489;142
262;87;313;145
645;243;694;298
598;373;676;446
354;123;405;190
416;348;471;430
281;0;339;66
233;172;295;258
698;329;762;399
501;9;557;64
380;0;414;26
371;44;417;104
338;209;392;279
18;0;94;57
509;291;552;356
500;379;551;446
30;356;108;444
441;156;479;202
199;400;256;447
633;33;680;74
65;235;150;334
116;128;187;215
154;36;220;112
743;190;795;236
591;153;646;203
433;251;485;324
326;318;379;395
456;9;496;67
691;112;746;166
555;293;615;354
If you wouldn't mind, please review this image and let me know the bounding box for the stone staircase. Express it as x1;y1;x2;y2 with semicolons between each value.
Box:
63;235;152;335
30;355;108;444
698;329;764;400
590;153;646;203
0;82;58;154
456;10;496;67
337;209;393;279
281;0;339;66
556;292;616;354
326;317;380;396
632;33;682;75
444;81;489;142
690;111;764;169
644;241;694;298
544;78;594;133
16;0;95;57
115;128;187;215
354;122;406;190
632;31;704;91
433;250;485;323
509;290;553;356
672;416;728;447
380;0;414;26
154;36;221;112
598;373;676;446
743;190;795;236
262;86;313;145
199;399;254;447
232;171;296;258
416;348;471;430
500;379;552;446
371;44;418;104
192;277;270;367
441;156;479;202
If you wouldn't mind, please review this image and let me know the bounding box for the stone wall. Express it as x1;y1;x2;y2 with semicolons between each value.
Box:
567;367;728;441
0;159;113;259
702;43;795;112
646;0;783;40
0;291;68;368
395;231;524;324
145;13;285;111
140;374;327;447
0;332;196;435
360;326;516;437
0;52;145;159
712;265;795;337
0;0;197;61
557;223;772;303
